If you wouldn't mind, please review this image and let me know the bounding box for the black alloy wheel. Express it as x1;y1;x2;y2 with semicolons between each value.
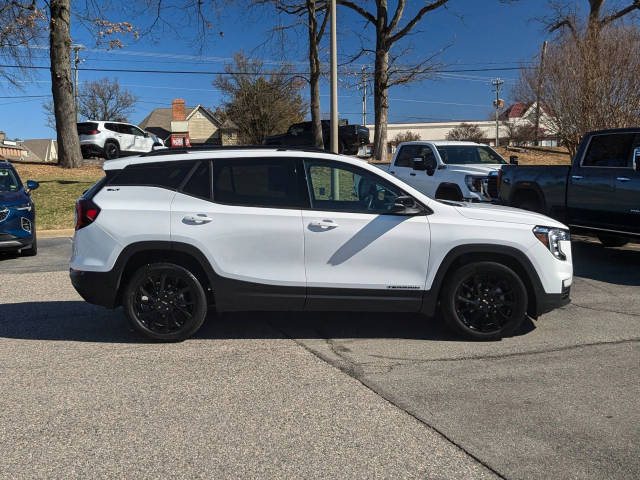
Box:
124;263;207;341
441;261;527;340
104;141;119;160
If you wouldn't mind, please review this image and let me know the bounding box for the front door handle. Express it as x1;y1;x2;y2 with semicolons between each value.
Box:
309;219;339;229
183;214;213;224
571;175;584;180
410;172;416;176
616;177;631;182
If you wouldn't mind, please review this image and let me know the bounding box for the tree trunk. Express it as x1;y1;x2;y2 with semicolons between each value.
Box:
373;46;389;162
307;0;324;149
49;0;82;168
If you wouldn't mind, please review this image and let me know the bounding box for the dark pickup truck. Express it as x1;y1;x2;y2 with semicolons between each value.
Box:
499;128;640;247
264;120;370;155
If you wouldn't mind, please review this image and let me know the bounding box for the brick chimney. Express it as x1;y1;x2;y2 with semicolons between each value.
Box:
172;99;186;121
170;99;190;147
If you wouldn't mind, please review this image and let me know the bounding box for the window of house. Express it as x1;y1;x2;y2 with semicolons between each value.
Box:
213;158;308;208
304;160;402;214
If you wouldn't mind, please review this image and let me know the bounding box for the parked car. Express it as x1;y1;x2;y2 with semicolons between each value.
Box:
264;121;370;155
499;128;640;247
388;141;510;202
70;146;572;342
77;121;164;160
0;161;39;256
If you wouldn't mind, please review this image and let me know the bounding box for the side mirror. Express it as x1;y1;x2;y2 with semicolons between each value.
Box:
633;147;640;172
510;155;519;165
25;180;39;193
412;157;426;171
392;195;422;215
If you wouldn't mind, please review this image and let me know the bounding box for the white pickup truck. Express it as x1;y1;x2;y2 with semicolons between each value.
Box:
387;141;510;202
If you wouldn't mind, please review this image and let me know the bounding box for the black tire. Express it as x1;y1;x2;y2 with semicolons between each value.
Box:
104;140;120;160
123;262;208;341
21;231;37;256
515;199;543;213
597;234;628;248
436;188;462;201
441;261;528;340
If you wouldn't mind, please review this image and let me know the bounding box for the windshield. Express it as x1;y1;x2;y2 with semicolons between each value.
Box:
436;145;506;165
0;167;20;192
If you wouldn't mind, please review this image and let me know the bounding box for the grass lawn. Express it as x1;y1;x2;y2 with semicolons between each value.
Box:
13;163;104;231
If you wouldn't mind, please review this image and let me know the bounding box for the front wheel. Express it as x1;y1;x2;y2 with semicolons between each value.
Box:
440;262;527;340
123;263;208;341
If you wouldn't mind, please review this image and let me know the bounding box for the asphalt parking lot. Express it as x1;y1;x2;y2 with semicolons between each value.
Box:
0;237;638;479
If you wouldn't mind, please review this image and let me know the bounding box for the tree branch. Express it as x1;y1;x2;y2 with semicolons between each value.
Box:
601;1;640;25
389;0;449;44
336;0;375;24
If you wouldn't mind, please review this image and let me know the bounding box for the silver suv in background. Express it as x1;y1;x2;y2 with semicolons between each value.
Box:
77;121;163;159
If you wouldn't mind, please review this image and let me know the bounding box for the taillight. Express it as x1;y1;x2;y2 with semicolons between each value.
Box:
89;129;100;135
75;198;101;230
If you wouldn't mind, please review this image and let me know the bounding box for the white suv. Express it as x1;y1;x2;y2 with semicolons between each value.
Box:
70;147;572;341
389;141;509;202
77;121;163;159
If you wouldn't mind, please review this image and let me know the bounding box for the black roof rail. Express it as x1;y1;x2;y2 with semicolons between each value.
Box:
140;145;329;157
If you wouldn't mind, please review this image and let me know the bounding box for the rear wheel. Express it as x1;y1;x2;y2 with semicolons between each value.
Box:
597;234;628;248
441;261;527;340
104;140;120;160
123;263;208;341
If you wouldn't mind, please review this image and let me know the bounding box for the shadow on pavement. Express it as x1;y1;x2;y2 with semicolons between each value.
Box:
0;301;535;343
572;240;640;286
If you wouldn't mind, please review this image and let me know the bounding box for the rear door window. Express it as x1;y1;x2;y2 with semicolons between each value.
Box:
212;157;308;208
181;161;211;199
583;133;636;168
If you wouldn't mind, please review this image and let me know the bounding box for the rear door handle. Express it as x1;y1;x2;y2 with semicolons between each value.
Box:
309;219;339;229
410;172;416;176
183;214;213;224
616;177;631;182
571;175;584;180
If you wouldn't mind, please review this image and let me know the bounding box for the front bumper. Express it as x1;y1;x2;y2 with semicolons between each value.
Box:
70;268;120;308
536;285;571;316
0;233;32;250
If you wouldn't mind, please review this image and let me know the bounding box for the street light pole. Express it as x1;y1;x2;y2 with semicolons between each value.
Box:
330;0;338;154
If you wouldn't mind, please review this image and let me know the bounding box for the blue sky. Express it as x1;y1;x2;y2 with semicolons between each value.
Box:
0;0;552;140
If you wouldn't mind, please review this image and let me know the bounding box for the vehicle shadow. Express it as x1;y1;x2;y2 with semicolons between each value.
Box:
0;301;535;343
572;240;640;286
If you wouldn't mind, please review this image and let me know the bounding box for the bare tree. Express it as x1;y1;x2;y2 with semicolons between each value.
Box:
337;0;449;162
544;0;640;39
253;0;329;149
214;52;307;144
502;121;537;146
446;123;485;143
389;130;420;147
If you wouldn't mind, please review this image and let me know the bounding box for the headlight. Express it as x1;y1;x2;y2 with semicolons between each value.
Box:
13;203;32;211
464;175;485;193
533;226;570;260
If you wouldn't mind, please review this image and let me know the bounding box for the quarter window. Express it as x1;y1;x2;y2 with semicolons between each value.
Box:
583;133;636;167
111;161;194;189
305;160;403;214
213;158;308;208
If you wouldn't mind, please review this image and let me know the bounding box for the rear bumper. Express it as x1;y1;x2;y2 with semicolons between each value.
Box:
80;143;104;158
69;268;119;308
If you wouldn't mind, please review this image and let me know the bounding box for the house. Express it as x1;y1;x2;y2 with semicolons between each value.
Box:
0;131;28;161
139;100;239;147
21;139;58;163
499;102;558;146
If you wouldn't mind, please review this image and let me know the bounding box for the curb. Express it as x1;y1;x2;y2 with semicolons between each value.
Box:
38;228;74;239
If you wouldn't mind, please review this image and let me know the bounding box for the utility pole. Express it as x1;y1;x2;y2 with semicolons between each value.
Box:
71;44;84;122
534;40;548;146
358;66;369;126
329;0;338;154
492;78;504;147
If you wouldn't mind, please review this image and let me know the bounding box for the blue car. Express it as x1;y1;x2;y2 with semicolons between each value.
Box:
0;161;39;256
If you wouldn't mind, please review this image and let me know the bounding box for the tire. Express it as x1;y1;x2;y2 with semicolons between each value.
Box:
440;261;528;340
21;232;37;257
597;234;628;248
514;199;542;213
104;140;120;160
436;188;462;201
123;262;208;342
